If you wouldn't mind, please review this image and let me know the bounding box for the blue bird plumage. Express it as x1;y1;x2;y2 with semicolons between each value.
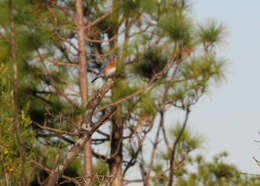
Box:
91;55;117;83
97;60;109;76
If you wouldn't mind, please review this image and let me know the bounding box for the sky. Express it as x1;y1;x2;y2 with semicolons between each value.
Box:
182;0;260;173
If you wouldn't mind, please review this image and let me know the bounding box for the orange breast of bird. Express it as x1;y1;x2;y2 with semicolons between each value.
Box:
102;59;116;76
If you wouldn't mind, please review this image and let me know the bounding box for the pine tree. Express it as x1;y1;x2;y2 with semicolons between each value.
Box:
0;0;241;185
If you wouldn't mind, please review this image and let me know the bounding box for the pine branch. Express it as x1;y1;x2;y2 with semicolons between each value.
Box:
84;8;116;30
95;56;178;114
46;79;115;186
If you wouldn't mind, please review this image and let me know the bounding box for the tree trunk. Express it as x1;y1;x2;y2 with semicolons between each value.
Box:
8;0;26;185
83;140;92;185
109;110;123;186
46;80;114;186
75;0;92;185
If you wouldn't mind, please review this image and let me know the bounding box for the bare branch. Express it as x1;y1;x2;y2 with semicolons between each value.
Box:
84;8;116;30
39;55;78;67
253;156;260;167
168;107;191;186
46;79;115;186
36;51;80;108
32;120;78;136
47;0;77;26
32;160;82;186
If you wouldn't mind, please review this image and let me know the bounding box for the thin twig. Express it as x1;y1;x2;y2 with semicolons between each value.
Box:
84;8;116;30
32;120;78;136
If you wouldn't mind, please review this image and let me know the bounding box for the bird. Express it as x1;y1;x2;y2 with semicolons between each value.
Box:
91;55;117;83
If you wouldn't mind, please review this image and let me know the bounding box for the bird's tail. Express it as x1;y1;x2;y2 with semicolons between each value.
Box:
91;77;98;83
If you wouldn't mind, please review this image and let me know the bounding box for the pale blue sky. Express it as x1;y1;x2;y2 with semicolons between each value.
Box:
185;0;260;173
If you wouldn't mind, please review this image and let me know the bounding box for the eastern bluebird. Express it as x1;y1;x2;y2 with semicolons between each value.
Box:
91;55;117;83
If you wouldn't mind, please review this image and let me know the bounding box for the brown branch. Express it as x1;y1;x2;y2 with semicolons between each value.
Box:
160;62;181;152
85;15;140;44
139;148;148;186
35;51;80;108
84;8;116;30
32;160;81;186
142;60;181;184
240;172;260;177
168;107;191;186
32;120;78;136
39;55;78;67
8;0;27;185
160;110;171;150
110;132;124;159
123;134;147;177
37;133;75;145
46;79;115;186
145;112;163;184
47;0;77;26
85;34;118;43
92;138;109;145
124;173;168;185
55;31;79;54
95;57;177;114
92;150;107;161
47;6;79;54
0;32;10;44
253;156;260;167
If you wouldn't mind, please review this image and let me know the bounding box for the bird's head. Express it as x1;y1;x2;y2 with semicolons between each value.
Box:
108;54;117;60
108;54;118;65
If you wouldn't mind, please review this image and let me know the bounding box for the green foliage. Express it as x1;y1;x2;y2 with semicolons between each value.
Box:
0;41;10;61
0;63;36;185
174;152;260;186
170;124;204;151
0;1;9;25
137;92;157;116
93;161;109;185
159;11;193;47
64;158;82;178
112;79;138;102
158;125;203;163
197;20;227;49
169;54;226;105
153;124;260;186
152;164;168;186
135;48;168;79
151;126;203;186
181;55;225;82
119;0;158;16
